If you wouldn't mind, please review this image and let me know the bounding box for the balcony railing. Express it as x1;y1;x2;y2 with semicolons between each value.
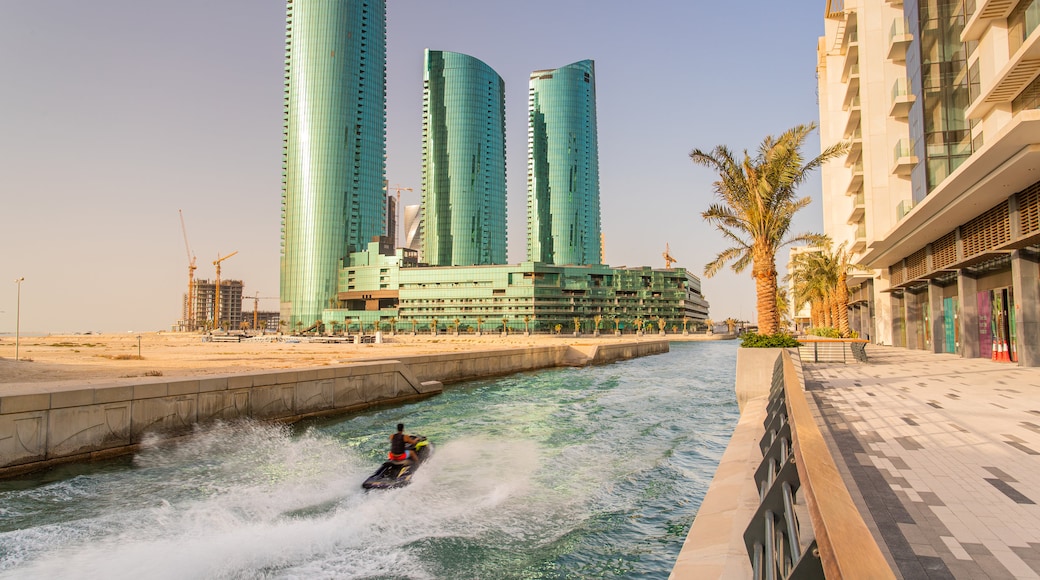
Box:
888;18;913;61
890;78;916;117
897;198;916;220
892;138;918;175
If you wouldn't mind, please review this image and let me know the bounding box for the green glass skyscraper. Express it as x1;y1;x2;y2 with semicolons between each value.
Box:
421;50;507;266
527;59;601;266
280;0;387;328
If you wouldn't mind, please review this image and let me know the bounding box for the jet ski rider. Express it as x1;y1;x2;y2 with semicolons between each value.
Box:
389;423;419;464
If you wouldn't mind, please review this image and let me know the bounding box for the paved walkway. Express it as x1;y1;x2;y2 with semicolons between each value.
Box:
804;346;1040;579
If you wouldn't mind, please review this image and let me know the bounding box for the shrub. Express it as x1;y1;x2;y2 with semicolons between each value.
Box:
740;332;801;348
807;327;840;338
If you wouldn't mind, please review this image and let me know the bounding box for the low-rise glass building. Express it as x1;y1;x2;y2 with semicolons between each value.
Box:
321;239;709;333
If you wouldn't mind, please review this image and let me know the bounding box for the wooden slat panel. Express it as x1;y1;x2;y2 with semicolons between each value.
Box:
932;232;957;270
962;202;1010;258
907;248;927;280
1018;182;1040;238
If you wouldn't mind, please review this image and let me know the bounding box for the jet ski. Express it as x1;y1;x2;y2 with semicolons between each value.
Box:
362;436;432;490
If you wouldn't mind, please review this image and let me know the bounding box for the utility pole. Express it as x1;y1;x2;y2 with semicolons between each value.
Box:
14;277;24;361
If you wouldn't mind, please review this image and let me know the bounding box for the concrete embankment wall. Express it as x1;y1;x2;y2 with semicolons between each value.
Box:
0;340;668;477
670;347;786;579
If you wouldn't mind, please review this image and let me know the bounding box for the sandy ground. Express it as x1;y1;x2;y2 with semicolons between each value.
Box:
0;332;713;395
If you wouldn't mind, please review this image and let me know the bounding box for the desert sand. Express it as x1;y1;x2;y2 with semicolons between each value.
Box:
0;332;710;396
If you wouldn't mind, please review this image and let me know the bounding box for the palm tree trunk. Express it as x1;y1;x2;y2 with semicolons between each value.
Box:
837;274;851;336
754;257;779;335
822;293;832;328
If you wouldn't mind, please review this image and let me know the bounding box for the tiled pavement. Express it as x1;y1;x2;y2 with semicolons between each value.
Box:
803;346;1040;579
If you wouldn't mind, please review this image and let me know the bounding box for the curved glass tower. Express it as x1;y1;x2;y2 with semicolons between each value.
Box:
421;50;507;266
527;59;601;266
280;0;387;328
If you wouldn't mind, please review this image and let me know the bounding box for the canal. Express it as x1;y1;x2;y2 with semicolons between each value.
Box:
0;341;739;579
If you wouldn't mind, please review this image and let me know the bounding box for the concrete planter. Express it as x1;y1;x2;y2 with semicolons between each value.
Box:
734;347;786;413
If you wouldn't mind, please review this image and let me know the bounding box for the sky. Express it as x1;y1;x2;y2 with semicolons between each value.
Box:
0;0;827;334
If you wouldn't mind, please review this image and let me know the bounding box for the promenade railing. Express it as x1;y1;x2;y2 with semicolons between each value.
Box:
797;338;868;363
745;350;893;579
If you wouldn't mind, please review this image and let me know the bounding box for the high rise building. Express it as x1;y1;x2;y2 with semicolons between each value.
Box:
421;50;507;266
527;60;602;266
818;0;1040;366
279;0;387;329
403;204;422;254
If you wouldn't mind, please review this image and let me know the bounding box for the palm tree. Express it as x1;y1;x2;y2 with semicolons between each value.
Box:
788;241;854;336
789;248;835;330
691;123;846;335
388;317;397;336
572;317;581;335
523;315;531;335
832;243;854;337
704;318;714;334
657;316;666;335
476;316;484;336
594;314;602;336
682;316;690;334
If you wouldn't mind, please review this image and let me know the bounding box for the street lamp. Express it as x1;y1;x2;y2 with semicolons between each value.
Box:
136;335;142;359
14;277;24;361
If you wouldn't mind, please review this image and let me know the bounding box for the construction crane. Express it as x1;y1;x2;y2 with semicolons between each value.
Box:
663;243;677;269
212;251;239;330
178;210;197;331
389;184;413;245
251;292;279;333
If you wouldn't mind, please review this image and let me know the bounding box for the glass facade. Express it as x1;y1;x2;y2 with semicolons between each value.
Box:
905;0;973;202
527;60;602;266
280;0;388;329
421;50;507;267
321;244;710;333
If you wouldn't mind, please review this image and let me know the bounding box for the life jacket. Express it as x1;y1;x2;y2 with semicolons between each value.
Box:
390;432;406;456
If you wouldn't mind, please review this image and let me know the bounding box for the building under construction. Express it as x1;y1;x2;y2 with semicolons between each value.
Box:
178;279;244;331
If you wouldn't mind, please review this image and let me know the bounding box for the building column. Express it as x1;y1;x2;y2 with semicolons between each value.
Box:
928;280;945;353
1011;249;1040;367
906;292;921;350
957;269;980;359
887;292;903;347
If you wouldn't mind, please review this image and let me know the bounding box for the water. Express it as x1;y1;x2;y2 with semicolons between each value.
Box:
0;341;739;579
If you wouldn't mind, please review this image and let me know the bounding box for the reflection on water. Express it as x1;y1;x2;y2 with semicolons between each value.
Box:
0;341;738;579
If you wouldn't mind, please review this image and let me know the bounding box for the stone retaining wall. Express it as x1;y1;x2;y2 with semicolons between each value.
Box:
671;347;786;578
0;340;667;477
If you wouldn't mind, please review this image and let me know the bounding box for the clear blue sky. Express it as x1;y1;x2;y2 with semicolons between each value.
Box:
0;0;827;334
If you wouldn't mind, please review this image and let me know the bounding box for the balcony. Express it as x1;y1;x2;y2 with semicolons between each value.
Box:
841;49;859;84
845;127;863;167
896;199;916;220
851;222;867;253
965;29;1040;119
848;192;866;224
844;95;862;137
887;19;913;62
962;0;1017;42
842;63;860;109
847;161;864;195
889;78;916;118
892;138;918;175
